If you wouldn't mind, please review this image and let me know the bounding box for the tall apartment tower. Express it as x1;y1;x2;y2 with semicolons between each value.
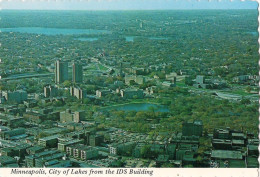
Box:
55;60;68;84
72;62;83;83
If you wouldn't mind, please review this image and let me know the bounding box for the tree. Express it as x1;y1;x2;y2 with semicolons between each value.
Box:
240;98;251;105
185;76;194;86
140;145;152;158
245;86;252;93
129;80;137;86
63;80;72;87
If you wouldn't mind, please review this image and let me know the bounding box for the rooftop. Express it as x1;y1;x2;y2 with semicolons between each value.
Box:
39;134;60;141
211;150;243;160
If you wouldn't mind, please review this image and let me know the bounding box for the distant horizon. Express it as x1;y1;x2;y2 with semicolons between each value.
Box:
1;8;258;11
1;0;258;11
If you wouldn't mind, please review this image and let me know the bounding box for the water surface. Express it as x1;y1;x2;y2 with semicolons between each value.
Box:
74;37;98;41
0;27;110;35
104;103;169;112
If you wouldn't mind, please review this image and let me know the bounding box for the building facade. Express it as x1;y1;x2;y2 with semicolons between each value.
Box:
55;60;68;84
72;62;83;83
44;85;58;98
182;120;203;137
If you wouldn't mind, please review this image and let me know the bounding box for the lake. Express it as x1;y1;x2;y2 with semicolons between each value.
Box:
0;27;110;35
103;103;169;112
74;37;98;41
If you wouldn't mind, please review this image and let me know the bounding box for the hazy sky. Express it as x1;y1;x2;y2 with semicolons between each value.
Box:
1;0;258;10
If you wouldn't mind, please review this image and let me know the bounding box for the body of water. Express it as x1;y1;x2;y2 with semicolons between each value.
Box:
103;103;169;112
0;27;110;35
74;37;99;41
125;36;169;42
149;37;168;40
247;31;258;36
125;36;135;42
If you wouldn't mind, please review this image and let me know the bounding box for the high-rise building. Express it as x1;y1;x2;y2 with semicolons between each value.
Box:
72;62;83;83
1;90;28;104
55;60;68;84
44;85;58;98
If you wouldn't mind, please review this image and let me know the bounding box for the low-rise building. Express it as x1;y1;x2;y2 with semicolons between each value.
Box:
89;134;104;147
38;135;60;148
212;139;232;150
109;142;136;156
193;75;211;89
96;90;111;98
26;146;45;155
35;152;65;167
70;86;87;99
120;88;144;99
66;144;99;160
58;138;84;152
0;156;18;167
166;72;177;80
0;128;26;140
1;144;30;158
182;120;203;137
23;112;45;123
25;150;59;167
60;109;85;123
1;90;28;104
211;150;243;160
125;75;145;85
162;81;176;87
213;128;230;139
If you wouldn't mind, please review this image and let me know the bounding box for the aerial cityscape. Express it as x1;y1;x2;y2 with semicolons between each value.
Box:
0;1;259;168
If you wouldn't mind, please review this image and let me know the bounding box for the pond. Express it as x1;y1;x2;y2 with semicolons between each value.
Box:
0;27;110;35
74;37;98;41
125;36;135;42
246;31;258;36
103;103;169;112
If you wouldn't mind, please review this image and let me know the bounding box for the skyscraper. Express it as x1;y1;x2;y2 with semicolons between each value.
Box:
55;60;68;84
72;62;83;83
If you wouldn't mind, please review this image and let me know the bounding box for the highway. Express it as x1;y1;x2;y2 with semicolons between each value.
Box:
0;73;54;81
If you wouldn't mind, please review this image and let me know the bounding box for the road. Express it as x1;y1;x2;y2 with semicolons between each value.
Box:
0;73;54;81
